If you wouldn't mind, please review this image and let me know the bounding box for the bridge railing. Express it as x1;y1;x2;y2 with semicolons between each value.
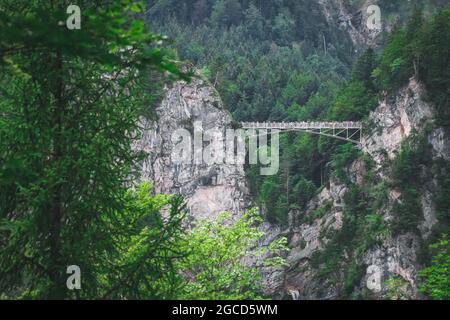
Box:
240;121;362;129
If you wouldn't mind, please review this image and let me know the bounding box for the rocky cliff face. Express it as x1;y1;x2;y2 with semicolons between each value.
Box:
133;68;447;300
317;0;384;48
278;179;348;299
362;79;434;162
275;78;450;300
134;74;251;221
135;74;286;296
317;0;446;50
358;79;449;299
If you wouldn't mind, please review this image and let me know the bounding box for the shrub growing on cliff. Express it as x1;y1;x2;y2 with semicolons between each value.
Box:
435;170;450;234
390;135;431;235
418;8;450;128
376;8;450;127
384;277;410;300
419;238;450;300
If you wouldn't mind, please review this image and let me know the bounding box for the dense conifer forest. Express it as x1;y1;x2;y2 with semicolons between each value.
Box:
0;0;448;300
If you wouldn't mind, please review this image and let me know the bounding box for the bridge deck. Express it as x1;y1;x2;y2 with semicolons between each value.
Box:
241;121;362;130
241;121;362;144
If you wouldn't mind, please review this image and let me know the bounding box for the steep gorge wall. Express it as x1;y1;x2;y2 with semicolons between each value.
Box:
317;0;384;48
134;73;448;300
133;73;286;297
133;74;252;221
276;78;449;300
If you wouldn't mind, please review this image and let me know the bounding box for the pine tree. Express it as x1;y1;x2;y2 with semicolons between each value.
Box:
211;0;242;28
419;8;450;127
0;0;188;299
405;7;424;78
351;48;377;91
244;3;265;39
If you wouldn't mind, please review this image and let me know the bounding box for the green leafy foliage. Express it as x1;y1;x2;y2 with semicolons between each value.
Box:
177;209;288;300
308;174;389;299
330;143;358;182
435;169;450;233
419;8;450;127
390;135;431;235
419;237;450;300
0;0;189;299
376;8;450;127
384;277;410;300
97;183;186;299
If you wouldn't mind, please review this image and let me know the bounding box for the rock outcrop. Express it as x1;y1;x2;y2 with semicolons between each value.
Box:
134;74;251;220
317;0;384;48
133;69;448;300
317;0;446;50
362;79;433;163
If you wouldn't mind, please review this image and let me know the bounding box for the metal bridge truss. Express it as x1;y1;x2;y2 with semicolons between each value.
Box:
241;121;363;144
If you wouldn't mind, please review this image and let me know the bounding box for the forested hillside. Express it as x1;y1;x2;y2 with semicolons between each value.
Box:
146;0;449;226
0;0;448;301
145;0;450;299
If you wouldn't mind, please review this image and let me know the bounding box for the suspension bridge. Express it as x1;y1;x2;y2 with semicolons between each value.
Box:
241;121;363;144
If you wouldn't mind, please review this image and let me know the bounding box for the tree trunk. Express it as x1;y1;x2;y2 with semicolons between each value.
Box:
48;50;66;299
